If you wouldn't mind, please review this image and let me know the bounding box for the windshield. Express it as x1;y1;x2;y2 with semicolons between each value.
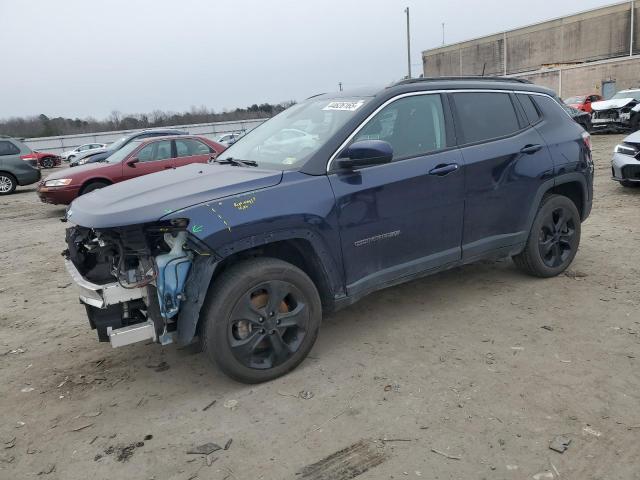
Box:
106;135;132;152
105;140;142;163
611;90;640;101
564;96;585;104
217;97;371;169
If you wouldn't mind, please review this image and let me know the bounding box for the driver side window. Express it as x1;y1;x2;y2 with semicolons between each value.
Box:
353;94;446;160
136;140;172;162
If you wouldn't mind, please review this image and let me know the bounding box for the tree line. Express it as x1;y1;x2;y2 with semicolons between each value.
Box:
0;102;294;139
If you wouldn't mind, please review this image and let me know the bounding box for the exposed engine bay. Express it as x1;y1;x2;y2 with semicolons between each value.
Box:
63;221;214;347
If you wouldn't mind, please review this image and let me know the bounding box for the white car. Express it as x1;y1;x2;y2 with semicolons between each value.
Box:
61;143;106;161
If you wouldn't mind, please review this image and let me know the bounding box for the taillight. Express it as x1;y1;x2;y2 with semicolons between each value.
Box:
20;154;35;161
582;131;591;152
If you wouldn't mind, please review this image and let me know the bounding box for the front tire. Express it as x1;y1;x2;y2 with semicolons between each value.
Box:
201;257;322;384
0;173;17;195
80;181;109;195
513;194;581;278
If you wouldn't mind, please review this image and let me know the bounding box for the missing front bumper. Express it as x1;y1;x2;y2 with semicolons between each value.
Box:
64;258;145;308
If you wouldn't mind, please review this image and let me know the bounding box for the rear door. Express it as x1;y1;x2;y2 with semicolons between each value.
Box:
328;93;465;295
173;138;214;167
450;91;553;260
121;139;175;180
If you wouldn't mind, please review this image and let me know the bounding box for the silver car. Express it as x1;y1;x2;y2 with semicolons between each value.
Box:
612;130;640;187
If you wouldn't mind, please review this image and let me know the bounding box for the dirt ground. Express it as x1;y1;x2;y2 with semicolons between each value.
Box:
1;135;639;480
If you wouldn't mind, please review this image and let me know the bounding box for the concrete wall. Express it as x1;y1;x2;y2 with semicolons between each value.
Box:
517;56;640;98
23;118;267;155
422;2;637;77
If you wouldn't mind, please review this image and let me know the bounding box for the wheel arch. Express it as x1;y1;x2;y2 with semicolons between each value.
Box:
176;230;345;346
79;177;113;194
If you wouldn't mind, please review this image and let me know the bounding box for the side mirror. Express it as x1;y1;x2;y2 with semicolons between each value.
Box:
335;140;393;170
126;158;139;167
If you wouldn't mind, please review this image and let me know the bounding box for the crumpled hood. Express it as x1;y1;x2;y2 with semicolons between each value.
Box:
67;163;283;228
591;98;635;111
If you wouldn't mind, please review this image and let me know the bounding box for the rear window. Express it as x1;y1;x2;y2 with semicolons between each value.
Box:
0;141;20;156
452;92;521;144
517;94;542;124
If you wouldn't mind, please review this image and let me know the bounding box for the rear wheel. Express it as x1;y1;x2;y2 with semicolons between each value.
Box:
513;194;581;278
41;157;55;169
201;257;321;383
0;173;17;195
80;181;110;195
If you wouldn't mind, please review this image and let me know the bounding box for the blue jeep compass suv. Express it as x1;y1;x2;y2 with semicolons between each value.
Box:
63;77;593;383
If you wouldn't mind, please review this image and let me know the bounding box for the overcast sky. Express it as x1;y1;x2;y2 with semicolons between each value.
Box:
0;0;619;119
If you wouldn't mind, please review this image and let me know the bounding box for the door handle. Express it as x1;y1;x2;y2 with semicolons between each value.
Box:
428;163;459;176
164;166;174;169
520;144;542;155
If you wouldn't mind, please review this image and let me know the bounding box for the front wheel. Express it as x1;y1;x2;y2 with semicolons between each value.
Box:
201;257;321;383
0;173;17;195
513;194;581;278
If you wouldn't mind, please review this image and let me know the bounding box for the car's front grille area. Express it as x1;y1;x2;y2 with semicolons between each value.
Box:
621;164;640;180
593;110;619;120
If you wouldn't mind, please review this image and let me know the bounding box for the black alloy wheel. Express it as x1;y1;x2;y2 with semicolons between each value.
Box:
513;194;581;277
228;280;309;370
201;257;322;383
537;206;577;268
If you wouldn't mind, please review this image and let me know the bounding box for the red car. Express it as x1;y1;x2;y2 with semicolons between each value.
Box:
37;135;225;205
564;94;602;113
21;151;62;169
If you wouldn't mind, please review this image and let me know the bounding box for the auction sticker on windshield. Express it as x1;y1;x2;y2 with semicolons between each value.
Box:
323;100;365;111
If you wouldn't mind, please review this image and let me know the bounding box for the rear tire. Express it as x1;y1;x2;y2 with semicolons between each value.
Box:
513;194;581;278
80;181;110;195
201;257;322;384
41;157;55;169
0;173;17;195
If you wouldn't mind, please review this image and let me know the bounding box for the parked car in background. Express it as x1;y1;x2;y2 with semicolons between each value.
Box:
0;137;41;194
561;103;592;132
564;94;602;113
70;129;189;167
591;89;640;133
611;130;640;188
216;132;244;146
61;78;593;383
21;151;62;169
38;135;225;204
62;143;106;162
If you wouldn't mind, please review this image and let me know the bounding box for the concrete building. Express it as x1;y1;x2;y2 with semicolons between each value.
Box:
422;1;640;99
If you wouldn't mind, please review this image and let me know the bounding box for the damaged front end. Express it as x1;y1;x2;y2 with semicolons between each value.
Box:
63;220;216;348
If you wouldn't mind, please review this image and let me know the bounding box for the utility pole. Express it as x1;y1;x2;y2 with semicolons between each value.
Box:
405;7;411;79
442;23;445;45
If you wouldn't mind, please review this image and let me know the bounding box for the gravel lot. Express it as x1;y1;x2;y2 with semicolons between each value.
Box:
1;134;639;480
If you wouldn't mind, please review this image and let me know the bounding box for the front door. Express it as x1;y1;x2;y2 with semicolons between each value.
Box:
328;93;465;296
122;139;175;180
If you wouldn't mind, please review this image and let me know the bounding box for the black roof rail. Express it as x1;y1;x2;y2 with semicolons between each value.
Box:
394;76;532;86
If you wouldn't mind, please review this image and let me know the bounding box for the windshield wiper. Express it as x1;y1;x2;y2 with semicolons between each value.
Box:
214;157;258;167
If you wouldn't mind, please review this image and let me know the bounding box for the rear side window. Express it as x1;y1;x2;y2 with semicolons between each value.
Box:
452;92;521;144
517;94;542;124
175;139;211;157
0;141;20;156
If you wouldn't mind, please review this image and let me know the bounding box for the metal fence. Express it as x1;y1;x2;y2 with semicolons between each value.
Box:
22;118;268;155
